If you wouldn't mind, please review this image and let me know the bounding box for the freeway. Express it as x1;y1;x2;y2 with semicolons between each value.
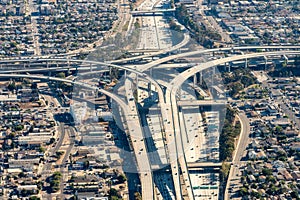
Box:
110;32;191;64
124;78;154;199
40;50;300;199
164;50;300;200
0;58;149;77
167;81;196;200
159;101;183;199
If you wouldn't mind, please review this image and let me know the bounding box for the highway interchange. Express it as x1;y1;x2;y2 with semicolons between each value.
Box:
1;47;300;199
1;0;300;197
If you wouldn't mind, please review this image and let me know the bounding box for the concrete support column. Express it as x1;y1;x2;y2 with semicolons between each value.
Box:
264;56;268;71
90;64;92;72
178;88;182;99
193;74;197;87
199;71;203;84
245;58;248;68
136;74;139;90
283;55;288;65
148;82;151;100
231;48;235;54
228;62;232;72
124;70;127;80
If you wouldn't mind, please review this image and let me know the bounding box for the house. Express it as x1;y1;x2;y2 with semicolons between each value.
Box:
291;171;300;181
248;150;257;159
17;185;38;194
248;175;256;182
291;142;300;151
267;105;278;115
257;151;267;160
284;130;299;138
271;118;290;128
278;169;293;181
258;175;266;182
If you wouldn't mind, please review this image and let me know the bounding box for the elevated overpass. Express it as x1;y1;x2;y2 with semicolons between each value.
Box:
0;58;166;103
187;162;223;168
169;50;300;92
177;100;226;107
2;45;297;70
130;8;175;16
141;45;300;71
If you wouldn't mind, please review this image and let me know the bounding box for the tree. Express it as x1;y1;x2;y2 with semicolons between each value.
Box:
220;162;230;183
7;81;16;91
134;192;142;200
239;187;248;195
262;168;272;176
290;190;300;199
109;188;120;199
251;191;261;198
117;174;127;183
56;72;66;78
49;137;55;144
83;160;89;169
275;126;283;134
29;196;40;200
39;146;46;153
53;171;62;179
18;172;26;178
15;125;23;131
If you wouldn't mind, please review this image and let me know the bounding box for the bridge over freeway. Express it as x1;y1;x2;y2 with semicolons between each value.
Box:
187;162;224;168
177;100;227;107
130;8;175;16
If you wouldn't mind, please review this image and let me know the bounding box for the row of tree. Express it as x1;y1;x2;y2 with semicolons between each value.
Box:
219;106;240;161
175;4;221;48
